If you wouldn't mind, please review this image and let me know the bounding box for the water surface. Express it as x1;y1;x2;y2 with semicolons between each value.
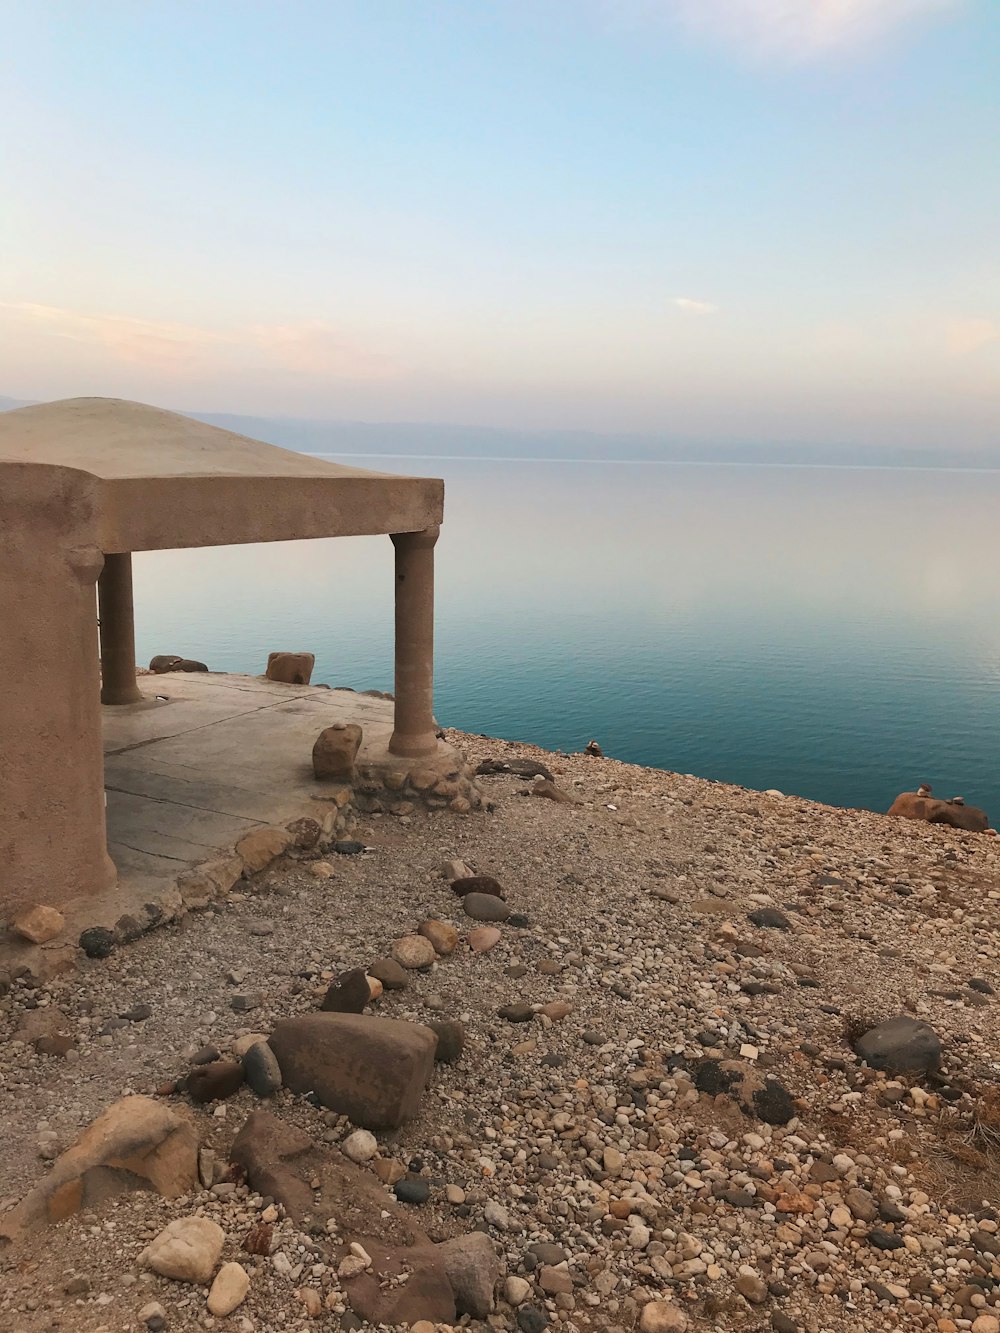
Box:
133;455;1000;818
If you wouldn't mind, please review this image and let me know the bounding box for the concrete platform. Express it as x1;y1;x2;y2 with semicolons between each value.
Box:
101;672;400;898
1;672;481;979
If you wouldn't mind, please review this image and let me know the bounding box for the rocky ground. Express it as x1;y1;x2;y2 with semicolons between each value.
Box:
3;731;1000;1333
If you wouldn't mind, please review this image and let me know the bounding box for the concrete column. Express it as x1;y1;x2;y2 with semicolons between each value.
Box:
98;552;143;705
0;463;117;917
389;525;439;758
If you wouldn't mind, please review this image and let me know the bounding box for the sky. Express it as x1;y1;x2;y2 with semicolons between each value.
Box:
1;0;997;447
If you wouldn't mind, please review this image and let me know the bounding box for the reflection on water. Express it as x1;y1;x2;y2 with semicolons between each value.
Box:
133;458;1000;817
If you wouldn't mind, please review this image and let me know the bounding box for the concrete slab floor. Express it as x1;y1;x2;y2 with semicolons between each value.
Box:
102;672;397;897
3;674;437;972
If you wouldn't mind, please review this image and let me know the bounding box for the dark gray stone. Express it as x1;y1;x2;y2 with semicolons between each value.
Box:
499;1003;534;1023
393;1175;430;1204
191;1044;221;1065
463;893;511;923
748;908;791;930
114;913;145;943
244;1041;283;1097
754;1079;796;1126
517;1309;549;1333
429;1019;466;1064
853;1016;942;1075
367;958;409;990
79;926;116;959
868;1229;904;1251
715;1186;756;1207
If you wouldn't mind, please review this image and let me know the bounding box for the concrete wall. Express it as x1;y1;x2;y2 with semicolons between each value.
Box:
0;462;116;918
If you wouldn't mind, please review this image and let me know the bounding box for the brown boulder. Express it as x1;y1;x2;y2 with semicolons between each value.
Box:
229;1111;487;1326
230;1110;428;1246
320;967;371;1014
888;790;989;832
341;1238;456;1326
0;1096;198;1242
149;654;183;673
265;651;315;686
450;875;505;900
313;723;363;782
187;1060;245;1103
267;1013;436;1128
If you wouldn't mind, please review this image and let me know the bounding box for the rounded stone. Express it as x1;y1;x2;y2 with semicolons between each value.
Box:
207;1262;250;1316
853;1015;942;1074
243;1041;282;1097
639;1301;689;1332
735;1270;769;1304
463;894;511;923
320;967;371;1014
505;1275;532;1305
418;919;459;956
342;1129;378;1163
468;926;502;953
368;957;409;990
393;1175;431;1204
141;1216;225;1283
392;935;438;970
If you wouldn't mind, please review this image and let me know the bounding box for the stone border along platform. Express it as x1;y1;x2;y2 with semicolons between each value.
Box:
351;750;486;817
1;689;486;984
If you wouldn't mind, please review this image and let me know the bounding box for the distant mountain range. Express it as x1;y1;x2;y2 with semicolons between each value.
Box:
3;395;998;470
196;412;1000;472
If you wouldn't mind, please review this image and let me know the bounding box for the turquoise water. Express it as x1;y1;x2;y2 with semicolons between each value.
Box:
133;455;1000;819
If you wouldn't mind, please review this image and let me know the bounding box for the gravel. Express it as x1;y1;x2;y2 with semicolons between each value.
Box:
2;731;1000;1333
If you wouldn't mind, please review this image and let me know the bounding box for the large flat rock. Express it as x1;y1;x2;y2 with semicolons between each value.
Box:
267;1013;437;1128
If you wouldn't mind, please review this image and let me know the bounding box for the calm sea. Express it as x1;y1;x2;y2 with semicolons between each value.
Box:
133;453;1000;819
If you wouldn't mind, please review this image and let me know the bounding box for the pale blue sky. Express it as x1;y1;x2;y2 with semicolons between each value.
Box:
1;0;997;445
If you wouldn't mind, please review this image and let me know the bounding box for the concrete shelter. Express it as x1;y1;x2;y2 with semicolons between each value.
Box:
0;397;444;918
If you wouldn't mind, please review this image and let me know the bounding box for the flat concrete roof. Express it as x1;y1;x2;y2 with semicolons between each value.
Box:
0;397;443;550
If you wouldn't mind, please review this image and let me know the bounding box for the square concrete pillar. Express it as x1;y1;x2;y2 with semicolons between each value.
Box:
0;463;117;916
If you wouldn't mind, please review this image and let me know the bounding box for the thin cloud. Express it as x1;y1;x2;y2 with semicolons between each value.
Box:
945;317;1000;358
660;0;962;59
0;302;395;379
672;297;719;315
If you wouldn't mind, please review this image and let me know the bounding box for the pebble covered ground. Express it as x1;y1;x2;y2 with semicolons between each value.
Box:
3;730;1000;1333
